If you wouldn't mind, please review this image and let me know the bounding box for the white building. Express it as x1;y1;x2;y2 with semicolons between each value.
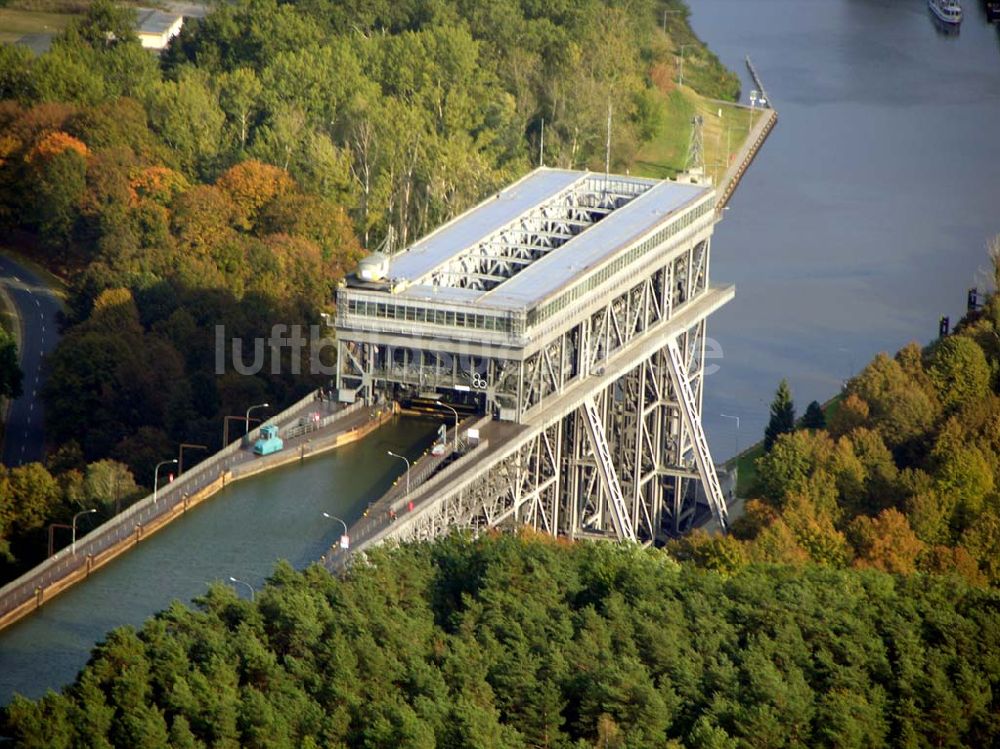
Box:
135;8;183;50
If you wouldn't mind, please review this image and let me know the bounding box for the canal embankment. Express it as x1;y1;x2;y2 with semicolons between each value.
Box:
714;101;776;213
0;393;396;632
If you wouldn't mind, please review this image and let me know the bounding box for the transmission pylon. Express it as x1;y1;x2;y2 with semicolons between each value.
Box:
685;114;704;175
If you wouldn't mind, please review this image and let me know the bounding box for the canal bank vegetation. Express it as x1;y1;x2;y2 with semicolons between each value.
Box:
0;457;142;579
678;240;1000;588
3;532;998;747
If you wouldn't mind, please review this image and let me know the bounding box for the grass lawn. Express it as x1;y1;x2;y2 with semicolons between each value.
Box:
632;85;755;184
731;443;763;498
0;7;76;43
0;286;15;337
632;88;695;178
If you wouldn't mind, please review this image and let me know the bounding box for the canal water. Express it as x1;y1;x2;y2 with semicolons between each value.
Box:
693;0;1000;454
0;416;438;704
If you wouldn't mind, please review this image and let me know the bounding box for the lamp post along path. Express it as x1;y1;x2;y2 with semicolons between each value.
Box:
178;443;208;475
153;458;178;505
387;450;411;499
245;402;270;438
229;576;255;602
720;413;740;459
435;401;460;453
71;509;97;555
323;512;350;550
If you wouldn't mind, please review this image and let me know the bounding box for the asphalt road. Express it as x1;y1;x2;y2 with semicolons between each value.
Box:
0;255;62;467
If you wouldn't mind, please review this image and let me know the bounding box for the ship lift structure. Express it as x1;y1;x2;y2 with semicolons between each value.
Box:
334;167;732;543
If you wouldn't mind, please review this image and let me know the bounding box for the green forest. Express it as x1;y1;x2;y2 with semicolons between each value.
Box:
3;532;998;747
0;0;737;580
673;245;1000;589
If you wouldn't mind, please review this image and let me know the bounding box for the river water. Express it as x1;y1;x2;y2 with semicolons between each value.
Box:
0;417;437;704
693;0;1000;455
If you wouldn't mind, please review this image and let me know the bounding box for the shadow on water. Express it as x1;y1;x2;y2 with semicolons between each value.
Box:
0;415;439;705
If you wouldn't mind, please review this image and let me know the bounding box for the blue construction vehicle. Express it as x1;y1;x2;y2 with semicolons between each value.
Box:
253;425;284;455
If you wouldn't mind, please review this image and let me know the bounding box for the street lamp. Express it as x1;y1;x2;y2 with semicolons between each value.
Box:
387;450;410;499
435;401;460;452
322;512;350;550
153;459;178;505
71;508;97;555
720;413;740;458
228;576;255;602
322;512;348;534
245;402;270;437
662;8;681;32
749;89;759;130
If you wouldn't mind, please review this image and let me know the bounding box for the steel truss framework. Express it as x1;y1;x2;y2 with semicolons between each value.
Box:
383;317;724;545
421;176;650;291
337;182;729;544
337;238;710;420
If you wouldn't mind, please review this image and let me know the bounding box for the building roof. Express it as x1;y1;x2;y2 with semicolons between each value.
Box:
485;180;708;308
135;7;182;35
377;168;711;312
388;169;584;281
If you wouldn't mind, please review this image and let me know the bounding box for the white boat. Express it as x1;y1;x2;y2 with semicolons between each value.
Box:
928;0;962;24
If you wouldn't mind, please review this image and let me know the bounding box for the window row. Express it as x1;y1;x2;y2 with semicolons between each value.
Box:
527;199;714;327
346;299;515;333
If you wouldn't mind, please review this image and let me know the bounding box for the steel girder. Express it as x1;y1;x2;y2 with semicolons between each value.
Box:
383;314;719;546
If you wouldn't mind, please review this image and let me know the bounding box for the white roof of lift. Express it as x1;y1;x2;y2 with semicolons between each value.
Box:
486;179;708;307
388;168;584;281
388;168;710;310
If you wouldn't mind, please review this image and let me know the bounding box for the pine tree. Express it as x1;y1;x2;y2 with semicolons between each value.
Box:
764;379;796;452
801;400;826;430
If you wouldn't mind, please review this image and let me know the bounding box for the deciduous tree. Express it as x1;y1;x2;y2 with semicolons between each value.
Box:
850;508;924;575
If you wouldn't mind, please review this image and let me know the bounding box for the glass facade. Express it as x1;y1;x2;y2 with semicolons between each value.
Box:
527;198;714;327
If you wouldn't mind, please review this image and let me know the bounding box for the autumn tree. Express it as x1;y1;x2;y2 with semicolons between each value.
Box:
25;131;90;246
849;508;925;574
927;335;991;413
215;159;293;229
845;352;937;451
828;392;870;438
930;418;995;531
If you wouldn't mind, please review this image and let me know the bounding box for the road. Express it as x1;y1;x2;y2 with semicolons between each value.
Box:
0;254;62;467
